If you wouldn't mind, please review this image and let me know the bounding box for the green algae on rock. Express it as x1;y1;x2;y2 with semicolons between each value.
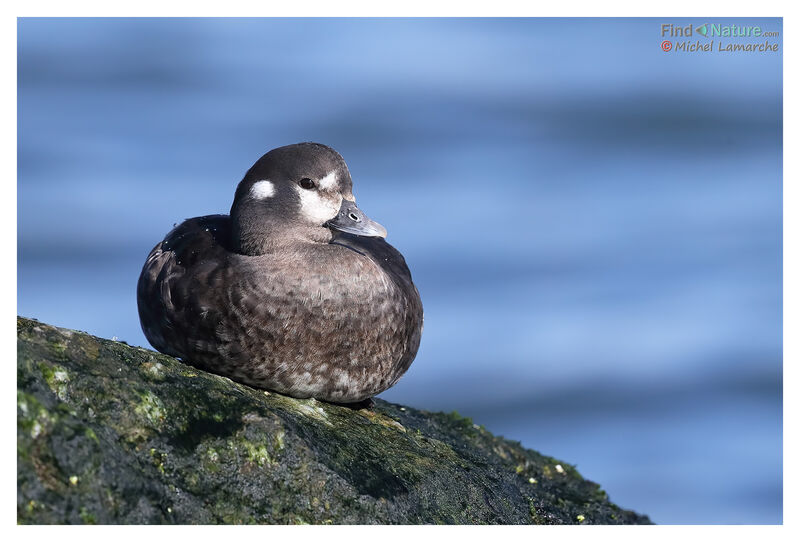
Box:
17;317;652;525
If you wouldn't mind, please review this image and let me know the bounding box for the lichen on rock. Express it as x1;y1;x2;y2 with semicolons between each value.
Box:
17;316;652;525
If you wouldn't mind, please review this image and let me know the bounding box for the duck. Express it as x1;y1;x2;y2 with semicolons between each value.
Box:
136;142;423;403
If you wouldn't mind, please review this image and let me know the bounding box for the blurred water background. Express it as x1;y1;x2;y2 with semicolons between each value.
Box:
17;18;782;524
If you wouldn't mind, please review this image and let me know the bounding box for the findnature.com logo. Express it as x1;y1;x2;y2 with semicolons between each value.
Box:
659;22;780;53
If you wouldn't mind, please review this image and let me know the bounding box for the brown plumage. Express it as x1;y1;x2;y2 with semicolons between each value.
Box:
137;143;423;403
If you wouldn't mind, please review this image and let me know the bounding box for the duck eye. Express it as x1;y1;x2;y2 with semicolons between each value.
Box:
299;178;316;190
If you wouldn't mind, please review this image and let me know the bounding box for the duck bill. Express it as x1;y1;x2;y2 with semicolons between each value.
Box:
325;199;387;238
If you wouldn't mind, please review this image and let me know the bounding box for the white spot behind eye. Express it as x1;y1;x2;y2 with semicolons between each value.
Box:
250;180;275;199
318;171;338;190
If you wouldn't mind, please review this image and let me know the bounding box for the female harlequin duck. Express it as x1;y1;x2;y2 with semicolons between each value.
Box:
137;143;423;403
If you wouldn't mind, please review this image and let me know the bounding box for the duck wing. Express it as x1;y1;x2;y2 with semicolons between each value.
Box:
136;215;234;360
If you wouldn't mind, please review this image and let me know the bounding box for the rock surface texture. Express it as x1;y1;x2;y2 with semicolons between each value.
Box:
17;317;651;525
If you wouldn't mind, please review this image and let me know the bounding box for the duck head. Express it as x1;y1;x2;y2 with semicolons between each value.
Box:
230;142;387;255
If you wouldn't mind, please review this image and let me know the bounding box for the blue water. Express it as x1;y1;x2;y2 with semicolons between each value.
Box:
17;18;782;524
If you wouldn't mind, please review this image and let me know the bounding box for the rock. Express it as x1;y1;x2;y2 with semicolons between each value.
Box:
17;316;651;525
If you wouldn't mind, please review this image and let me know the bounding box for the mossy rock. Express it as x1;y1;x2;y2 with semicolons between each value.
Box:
17;316;651;525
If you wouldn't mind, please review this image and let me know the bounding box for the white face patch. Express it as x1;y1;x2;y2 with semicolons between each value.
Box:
294;185;341;224
318;171;338;191
249;180;275;199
